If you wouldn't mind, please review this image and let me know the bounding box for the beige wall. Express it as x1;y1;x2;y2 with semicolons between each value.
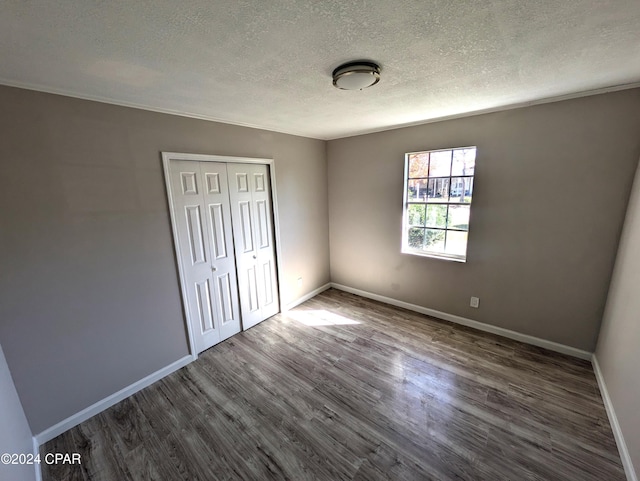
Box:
596;159;640;479
0;86;329;434
0;343;35;481
328;89;640;351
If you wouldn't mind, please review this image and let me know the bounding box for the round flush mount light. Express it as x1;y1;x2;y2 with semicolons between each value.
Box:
332;61;381;90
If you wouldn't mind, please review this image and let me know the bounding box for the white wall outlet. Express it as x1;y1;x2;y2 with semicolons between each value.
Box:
297;277;303;286
470;296;480;308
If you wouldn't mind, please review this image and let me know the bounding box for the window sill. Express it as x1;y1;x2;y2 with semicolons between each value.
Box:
401;248;467;263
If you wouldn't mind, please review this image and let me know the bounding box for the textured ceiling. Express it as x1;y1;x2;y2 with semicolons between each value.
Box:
1;0;640;139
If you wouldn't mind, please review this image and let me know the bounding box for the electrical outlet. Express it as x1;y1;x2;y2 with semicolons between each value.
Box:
470;296;480;308
297;277;303;286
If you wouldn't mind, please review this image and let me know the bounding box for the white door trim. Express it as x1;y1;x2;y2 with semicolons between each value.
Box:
162;152;284;359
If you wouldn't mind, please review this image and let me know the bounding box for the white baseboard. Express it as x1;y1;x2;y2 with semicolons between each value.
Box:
282;283;331;311
592;355;638;481
330;283;592;360
34;354;193;446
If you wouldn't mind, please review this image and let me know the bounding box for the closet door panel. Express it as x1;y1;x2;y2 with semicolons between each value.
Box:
250;167;279;320
169;161;221;352
227;163;280;329
201;162;242;342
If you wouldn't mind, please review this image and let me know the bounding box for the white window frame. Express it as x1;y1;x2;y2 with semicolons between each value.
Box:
401;146;476;262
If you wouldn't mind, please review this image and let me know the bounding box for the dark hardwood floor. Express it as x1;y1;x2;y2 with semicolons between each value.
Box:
41;288;624;480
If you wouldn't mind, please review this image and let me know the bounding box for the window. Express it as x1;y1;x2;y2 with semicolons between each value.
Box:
402;146;476;262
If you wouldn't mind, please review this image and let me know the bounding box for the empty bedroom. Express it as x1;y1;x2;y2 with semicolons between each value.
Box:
1;1;639;480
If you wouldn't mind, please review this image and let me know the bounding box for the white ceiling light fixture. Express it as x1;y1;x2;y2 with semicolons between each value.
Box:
332;61;381;90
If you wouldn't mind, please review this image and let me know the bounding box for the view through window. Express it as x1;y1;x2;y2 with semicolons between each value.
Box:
402;146;476;261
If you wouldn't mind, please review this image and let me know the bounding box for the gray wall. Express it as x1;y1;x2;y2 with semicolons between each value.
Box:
328;89;640;351
0;342;36;481
596;159;640;478
0;85;329;435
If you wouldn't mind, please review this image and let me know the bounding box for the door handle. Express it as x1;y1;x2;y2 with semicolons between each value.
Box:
252;255;257;259
211;266;217;272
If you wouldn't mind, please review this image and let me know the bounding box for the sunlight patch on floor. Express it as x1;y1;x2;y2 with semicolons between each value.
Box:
288;309;361;327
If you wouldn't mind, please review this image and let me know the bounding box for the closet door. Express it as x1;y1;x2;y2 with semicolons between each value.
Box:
200;162;242;342
169;161;241;353
227;163;280;329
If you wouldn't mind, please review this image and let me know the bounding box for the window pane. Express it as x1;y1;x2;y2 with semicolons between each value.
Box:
424;229;446;253
451;148;476;176
427;178;449;202
429;150;452;177
408;179;429;201
408;204;425;226
408;153;429;178
426;204;447;228
445;230;468;256
404;146;476;261
408;228;424;249
449;177;473;203
448;205;470;230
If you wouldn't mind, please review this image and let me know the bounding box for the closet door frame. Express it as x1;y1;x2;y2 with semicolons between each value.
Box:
162;152;283;359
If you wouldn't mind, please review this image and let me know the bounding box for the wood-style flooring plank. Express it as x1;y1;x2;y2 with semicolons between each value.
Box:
42;288;624;481
40;429;88;481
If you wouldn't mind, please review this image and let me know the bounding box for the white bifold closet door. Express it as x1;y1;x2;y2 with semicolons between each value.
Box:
168;158;279;353
227;163;280;330
169;160;242;353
